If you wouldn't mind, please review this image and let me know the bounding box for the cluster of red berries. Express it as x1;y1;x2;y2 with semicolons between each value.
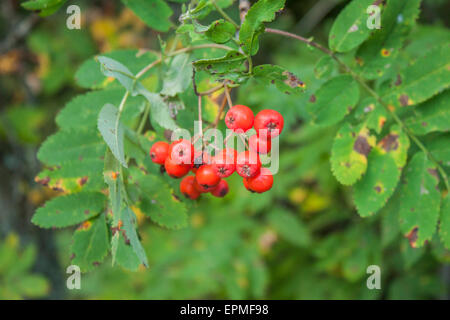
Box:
149;105;284;200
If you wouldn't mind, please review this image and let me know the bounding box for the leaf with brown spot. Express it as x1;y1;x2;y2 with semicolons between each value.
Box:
398;152;441;247
353;147;400;217
331;122;376;185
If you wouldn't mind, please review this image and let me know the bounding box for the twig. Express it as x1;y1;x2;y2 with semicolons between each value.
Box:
239;0;250;23
136;44;232;79
224;84;233;108
212;0;239;29
198;84;225;96
265;27;450;192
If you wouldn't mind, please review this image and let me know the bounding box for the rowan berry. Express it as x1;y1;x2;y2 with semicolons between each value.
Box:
236;151;261;178
195;165;221;191
225;105;254;132
164;156;191;178
254;109;284;138
211;180;229;198
180;176;201;200
211;148;237;178
149;141;169;165
169;139;194;165
244;167;273;193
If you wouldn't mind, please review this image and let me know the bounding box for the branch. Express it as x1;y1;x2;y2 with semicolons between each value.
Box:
239;0;250;23
265;28;450;192
212;0;239;29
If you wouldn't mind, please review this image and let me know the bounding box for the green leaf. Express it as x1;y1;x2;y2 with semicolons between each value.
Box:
138;90;178;131
71;213;109;272
382;44;450;108
32;192;106;228
355;0;421;79
121;0;173;32
353;148;400;217
205;19;236;44
252;64;305;95
56;88;146;131
378;125;410;169
239;0;285;55
381;191;401;248
36;159;104;193
329;0;377;52
439;196;450;249
331;122;376;186
129;168;188;229
75;50;158;89
97;103;127;168
354;97;388;134
114;232;142;271
103;150;122;227
194;50;247;75
398;152;441;248
121;207;148;267
160;54;193;97
307;75;360;126
405;90;450;136
38;128;105;166
97;56;138;94
314;56;335;79
267;209;311;247
21;0;66;16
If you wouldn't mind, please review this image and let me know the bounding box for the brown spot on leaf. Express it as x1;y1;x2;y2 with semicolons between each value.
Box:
379;134;399;152
399;94;409;106
374;186;382;193
78;176;88;186
35;176;50;186
395;74;402;86
84;209;90;215
405;227;419;248
421;122;428;127
353;136;372;157
282;71;304;89
309;94;316;103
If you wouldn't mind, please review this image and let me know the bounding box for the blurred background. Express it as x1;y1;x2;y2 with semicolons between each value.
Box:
0;0;449;299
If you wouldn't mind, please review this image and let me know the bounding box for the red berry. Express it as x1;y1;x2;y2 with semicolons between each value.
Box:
243;177;253;192
169;139;194;165
244;167;273;193
211;180;229;198
211;148;237;178
225;105;254;132
164;156;191;178
193;178;211;193
150;141;169;165
248;134;271;154
254;109;284;138
236;151;261;178
180;176;201;200
195;165;221;191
